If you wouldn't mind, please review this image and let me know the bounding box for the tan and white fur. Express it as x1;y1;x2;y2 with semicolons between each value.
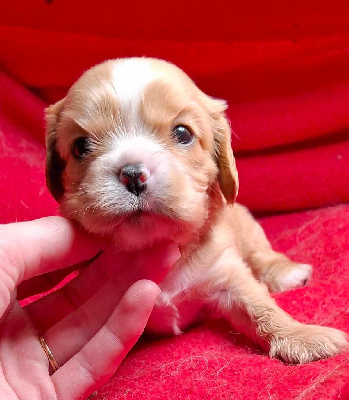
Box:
45;58;348;364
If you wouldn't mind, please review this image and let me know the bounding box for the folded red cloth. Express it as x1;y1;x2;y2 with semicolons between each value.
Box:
1;26;349;151
237;140;349;212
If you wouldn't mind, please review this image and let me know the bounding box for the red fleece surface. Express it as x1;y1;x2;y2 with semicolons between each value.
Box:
0;2;348;399
96;205;349;400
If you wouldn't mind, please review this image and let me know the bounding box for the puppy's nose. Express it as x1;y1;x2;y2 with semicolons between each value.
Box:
118;164;149;196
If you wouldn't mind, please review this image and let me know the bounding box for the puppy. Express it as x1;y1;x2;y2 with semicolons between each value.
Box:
45;58;348;364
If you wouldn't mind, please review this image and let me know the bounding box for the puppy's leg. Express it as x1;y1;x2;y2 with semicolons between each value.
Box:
232;204;312;292
247;244;312;293
201;253;348;364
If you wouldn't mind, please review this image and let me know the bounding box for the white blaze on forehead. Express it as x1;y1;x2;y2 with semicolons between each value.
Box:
111;58;156;125
103;135;168;173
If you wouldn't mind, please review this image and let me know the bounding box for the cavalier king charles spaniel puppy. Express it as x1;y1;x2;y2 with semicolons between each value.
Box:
45;58;348;364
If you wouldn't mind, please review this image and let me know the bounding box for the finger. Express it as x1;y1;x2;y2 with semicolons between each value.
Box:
26;242;180;332
17;252;101;301
24;254;111;331
0;289;17;326
43;280;117;366
0;216;102;315
51;280;160;399
0;216;103;283
17;264;78;302
0;301;56;399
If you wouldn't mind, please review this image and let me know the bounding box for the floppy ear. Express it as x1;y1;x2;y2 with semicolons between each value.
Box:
45;98;67;202
210;100;239;204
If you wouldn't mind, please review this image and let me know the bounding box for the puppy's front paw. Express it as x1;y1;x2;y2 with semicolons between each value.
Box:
265;263;312;293
269;324;349;364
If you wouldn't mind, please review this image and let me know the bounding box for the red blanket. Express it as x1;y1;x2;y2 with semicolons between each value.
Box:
0;2;348;398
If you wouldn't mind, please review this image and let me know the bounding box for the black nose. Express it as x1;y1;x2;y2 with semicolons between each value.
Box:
118;164;148;197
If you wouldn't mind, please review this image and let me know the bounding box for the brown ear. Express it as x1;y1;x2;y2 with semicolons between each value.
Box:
211;100;239;204
45;99;67;202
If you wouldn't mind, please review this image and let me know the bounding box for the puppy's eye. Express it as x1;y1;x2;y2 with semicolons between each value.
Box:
73;137;91;159
172;125;194;145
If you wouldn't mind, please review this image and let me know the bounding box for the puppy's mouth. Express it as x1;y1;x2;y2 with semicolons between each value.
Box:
64;188;194;247
65;187;182;238
125;210;153;224
97;200;172;228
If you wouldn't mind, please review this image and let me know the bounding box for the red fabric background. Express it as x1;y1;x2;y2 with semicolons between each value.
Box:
0;2;348;399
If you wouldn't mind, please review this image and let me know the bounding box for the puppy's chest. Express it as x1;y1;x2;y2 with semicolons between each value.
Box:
146;285;205;336
145;247;224;336
146;214;238;336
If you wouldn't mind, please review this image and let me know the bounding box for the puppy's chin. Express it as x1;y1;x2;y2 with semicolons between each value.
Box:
112;213;190;251
67;208;192;251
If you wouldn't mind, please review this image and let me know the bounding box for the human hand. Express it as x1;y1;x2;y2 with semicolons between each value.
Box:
0;216;180;399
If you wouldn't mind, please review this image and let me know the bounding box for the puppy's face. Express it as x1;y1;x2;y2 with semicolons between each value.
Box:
46;58;238;250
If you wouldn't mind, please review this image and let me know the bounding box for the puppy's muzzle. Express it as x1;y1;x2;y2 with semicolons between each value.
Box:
118;164;149;197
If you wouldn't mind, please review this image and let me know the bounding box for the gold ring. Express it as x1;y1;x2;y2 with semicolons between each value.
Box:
39;336;60;372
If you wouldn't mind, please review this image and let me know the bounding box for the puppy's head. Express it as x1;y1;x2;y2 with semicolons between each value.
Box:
46;58;238;250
